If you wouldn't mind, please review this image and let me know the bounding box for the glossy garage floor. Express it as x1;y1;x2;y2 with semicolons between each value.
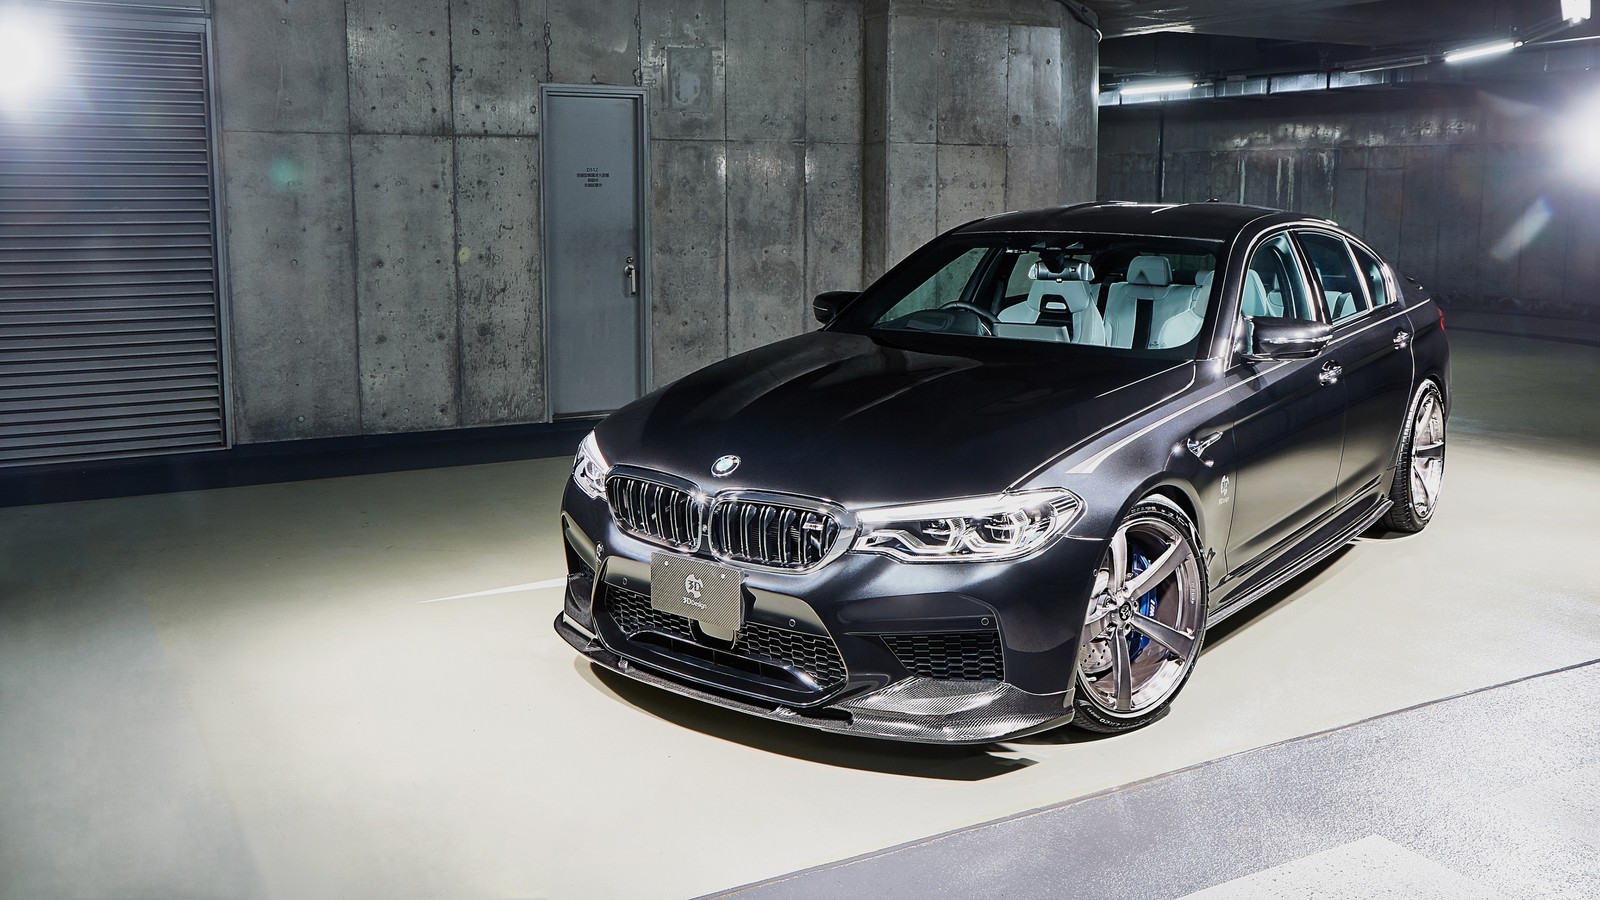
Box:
2;327;1599;899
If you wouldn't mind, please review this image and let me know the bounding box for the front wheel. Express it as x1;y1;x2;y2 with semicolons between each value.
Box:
1072;496;1208;733
1382;380;1446;533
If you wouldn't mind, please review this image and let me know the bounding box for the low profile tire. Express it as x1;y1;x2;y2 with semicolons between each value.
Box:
1072;495;1208;734
1382;380;1446;534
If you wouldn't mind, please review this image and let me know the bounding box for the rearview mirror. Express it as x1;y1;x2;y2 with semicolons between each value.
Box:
1247;317;1332;361
813;291;858;325
1029;260;1094;282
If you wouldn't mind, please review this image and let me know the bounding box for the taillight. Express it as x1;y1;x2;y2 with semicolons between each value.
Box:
1437;305;1446;331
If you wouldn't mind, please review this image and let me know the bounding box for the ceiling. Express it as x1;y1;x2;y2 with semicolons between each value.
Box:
1084;0;1599;81
1085;0;1560;45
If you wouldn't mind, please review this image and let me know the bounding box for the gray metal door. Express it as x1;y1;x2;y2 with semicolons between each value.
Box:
543;87;648;418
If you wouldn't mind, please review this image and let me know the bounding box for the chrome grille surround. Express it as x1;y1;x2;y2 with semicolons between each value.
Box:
604;469;706;552
708;491;852;572
602;469;854;574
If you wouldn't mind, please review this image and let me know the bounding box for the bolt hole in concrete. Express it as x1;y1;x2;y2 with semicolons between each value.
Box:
0;333;1597;897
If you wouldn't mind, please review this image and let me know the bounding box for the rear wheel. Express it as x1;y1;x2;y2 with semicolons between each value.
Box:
1072;496;1208;733
1382;380;1446;533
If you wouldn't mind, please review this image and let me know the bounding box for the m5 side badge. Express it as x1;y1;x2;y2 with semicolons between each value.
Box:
1220;474;1231;504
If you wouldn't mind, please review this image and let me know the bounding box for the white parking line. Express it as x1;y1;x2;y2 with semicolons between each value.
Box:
418;577;568;604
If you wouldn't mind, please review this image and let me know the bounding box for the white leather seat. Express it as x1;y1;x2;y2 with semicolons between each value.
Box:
1240;269;1281;318
1000;262;1106;345
1104;256;1175;348
1151;269;1211;349
1328;291;1359;320
998;281;1097;323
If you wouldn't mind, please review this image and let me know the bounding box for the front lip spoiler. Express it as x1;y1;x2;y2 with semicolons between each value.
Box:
555;612;1074;745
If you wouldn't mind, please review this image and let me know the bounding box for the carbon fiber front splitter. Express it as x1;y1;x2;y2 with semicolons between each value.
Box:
555;612;1075;744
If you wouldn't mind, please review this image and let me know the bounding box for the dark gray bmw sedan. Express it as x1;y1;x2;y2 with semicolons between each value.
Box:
554;201;1449;743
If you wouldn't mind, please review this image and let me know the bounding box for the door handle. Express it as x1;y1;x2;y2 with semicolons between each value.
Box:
1319;361;1343;386
1393;329;1412;350
624;256;638;296
1186;431;1224;467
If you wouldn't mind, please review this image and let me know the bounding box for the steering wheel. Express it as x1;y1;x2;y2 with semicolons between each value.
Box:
938;301;999;334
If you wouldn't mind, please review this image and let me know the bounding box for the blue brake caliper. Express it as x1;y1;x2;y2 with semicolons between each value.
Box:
1128;551;1157;659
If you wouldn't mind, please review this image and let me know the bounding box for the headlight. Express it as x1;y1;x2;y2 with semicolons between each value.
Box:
853;489;1081;563
572;431;609;500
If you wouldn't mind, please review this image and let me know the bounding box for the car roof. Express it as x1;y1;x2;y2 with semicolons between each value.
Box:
956;201;1331;242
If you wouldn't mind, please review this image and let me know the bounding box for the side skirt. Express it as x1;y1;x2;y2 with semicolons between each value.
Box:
1206;496;1393;630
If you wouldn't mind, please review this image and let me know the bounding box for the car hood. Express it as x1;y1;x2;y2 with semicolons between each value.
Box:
595;331;1194;506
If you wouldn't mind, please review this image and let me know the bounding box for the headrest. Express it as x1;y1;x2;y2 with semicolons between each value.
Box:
1127;256;1172;287
1038;290;1093;313
1195;269;1214;289
1029;259;1094;283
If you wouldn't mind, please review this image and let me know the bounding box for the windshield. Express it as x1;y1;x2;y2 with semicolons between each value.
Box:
832;234;1223;359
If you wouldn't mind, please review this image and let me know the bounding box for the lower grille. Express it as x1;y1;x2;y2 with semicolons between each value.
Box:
882;631;1005;681
603;585;846;690
608;585;694;641
736;621;847;687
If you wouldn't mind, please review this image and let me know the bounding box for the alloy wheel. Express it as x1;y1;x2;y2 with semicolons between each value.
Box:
1409;390;1446;519
1077;507;1204;719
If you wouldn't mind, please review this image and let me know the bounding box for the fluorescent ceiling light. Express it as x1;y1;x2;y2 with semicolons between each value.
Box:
1342;55;1432;75
1563;0;1590;23
1117;79;1197;96
1443;40;1522;64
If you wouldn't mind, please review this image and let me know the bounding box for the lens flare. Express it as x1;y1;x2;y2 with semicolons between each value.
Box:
1490;198;1554;262
0;11;65;114
1552;85;1600;190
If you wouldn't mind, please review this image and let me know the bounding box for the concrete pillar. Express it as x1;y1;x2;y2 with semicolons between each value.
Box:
861;0;1100;281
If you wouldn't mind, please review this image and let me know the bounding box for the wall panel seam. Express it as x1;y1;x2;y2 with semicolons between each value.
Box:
342;0;362;434
446;0;463;427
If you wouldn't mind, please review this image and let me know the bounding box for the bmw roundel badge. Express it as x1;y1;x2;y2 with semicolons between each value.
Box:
712;455;741;477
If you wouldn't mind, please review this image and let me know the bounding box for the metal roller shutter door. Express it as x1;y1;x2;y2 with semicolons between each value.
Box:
0;17;225;467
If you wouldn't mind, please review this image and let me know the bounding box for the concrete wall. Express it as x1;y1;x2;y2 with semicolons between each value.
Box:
214;0;1099;443
1098;85;1600;319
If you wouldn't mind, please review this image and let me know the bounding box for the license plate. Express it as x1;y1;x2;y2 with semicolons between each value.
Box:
650;553;743;632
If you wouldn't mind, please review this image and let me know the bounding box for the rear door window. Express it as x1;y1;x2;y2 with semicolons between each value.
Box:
1349;243;1391;309
1297;231;1369;323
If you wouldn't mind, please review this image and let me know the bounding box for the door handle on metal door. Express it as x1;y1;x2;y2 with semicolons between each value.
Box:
1393;329;1412;350
624;256;638;296
1319;361;1343;386
1186;431;1224;467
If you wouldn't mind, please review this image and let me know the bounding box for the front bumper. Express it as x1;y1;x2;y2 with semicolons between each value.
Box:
556;612;1073;744
557;485;1099;744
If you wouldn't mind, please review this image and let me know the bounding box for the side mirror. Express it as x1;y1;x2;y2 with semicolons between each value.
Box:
813;290;858;325
1247;317;1332;361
